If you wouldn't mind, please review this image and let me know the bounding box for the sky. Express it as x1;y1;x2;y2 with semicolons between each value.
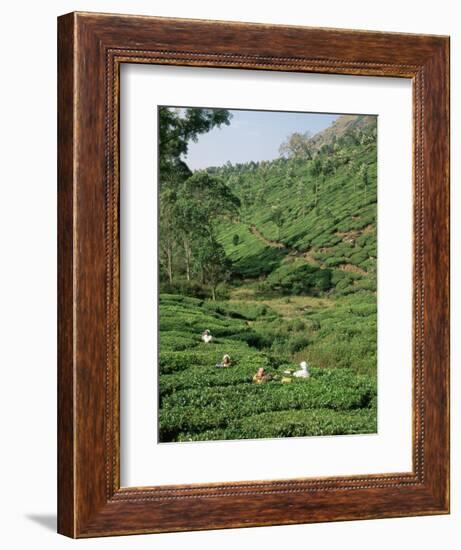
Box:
182;109;339;170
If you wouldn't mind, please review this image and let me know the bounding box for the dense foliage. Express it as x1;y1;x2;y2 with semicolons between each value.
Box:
158;111;378;442
159;294;377;442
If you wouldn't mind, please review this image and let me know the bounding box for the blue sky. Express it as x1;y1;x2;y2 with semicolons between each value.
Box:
183;109;339;170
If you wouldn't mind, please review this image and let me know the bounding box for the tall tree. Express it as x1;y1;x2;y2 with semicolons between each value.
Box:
197;238;232;301
358;163;369;204
279;131;313;160
159;107;232;187
270;204;285;240
173;171;240;291
159;188;179;283
310;157;322;178
158;107;233;286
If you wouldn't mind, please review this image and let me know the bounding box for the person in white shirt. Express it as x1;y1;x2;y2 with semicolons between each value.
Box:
293;360;310;379
201;329;213;344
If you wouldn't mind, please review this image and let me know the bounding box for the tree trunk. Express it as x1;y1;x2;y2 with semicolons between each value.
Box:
167;246;173;284
183;238;191;281
211;285;216;301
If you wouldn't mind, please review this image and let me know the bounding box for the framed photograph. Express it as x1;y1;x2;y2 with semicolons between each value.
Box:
58;12;450;537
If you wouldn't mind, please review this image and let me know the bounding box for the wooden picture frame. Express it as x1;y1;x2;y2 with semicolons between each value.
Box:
57;12;450;538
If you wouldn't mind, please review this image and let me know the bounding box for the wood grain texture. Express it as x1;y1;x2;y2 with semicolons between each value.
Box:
57;12;450;538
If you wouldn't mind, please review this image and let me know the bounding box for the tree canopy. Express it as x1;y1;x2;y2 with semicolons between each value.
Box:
279;131;313;160
158;107;237;298
159;107;232;185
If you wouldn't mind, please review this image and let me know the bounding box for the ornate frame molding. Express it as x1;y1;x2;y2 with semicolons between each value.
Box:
58;12;449;537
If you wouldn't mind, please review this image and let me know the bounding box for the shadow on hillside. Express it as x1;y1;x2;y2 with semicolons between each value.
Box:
233;247;288;278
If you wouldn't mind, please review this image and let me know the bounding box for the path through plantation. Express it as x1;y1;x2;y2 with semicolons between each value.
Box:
248;224;366;275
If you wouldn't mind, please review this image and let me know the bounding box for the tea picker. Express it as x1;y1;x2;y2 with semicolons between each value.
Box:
215;354;231;368
293;360;310;378
201;329;213;344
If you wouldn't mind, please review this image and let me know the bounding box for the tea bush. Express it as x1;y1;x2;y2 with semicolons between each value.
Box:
160;375;377;441
265;262;333;295
176;408;377;441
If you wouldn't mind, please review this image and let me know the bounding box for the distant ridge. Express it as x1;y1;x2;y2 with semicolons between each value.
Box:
309;114;376;151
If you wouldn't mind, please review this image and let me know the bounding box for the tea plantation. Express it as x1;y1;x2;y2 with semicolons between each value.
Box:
158;113;378;442
159;292;377;442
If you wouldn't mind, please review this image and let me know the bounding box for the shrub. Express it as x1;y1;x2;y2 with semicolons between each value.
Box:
287;334;310;354
159;369;377;440
288;318;306;332
160;332;199;351
176;408;377;442
349;250;368;266
160;280;210;299
203;300;275;321
266;263;332;295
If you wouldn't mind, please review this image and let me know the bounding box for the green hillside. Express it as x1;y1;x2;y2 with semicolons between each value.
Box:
214;114;377;290
158;112;378;443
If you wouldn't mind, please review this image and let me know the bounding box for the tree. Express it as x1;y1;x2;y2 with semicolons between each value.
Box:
241;188;254;208
319;143;333;156
173;171;240;284
158;107;237;289
313;175;324;208
343;129;360;146
197;238;232;300
310;157;322;178
322;158;334;176
270;204;285;240
296;179;307;215
177;171;240;228
159;188;179;283
348;160;359;193
158;107;232;187
336;149;350;167
279;131;313;160
358;163;369;204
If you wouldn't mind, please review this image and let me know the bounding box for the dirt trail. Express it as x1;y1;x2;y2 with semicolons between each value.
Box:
249;225;286;249
338;263;367;275
249;225;320;266
336;224;374;244
248;224;368;275
290;249;320;266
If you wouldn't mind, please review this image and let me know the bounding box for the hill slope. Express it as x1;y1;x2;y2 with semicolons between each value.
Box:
308;114;376;151
214;114;377;297
158;113;378;443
